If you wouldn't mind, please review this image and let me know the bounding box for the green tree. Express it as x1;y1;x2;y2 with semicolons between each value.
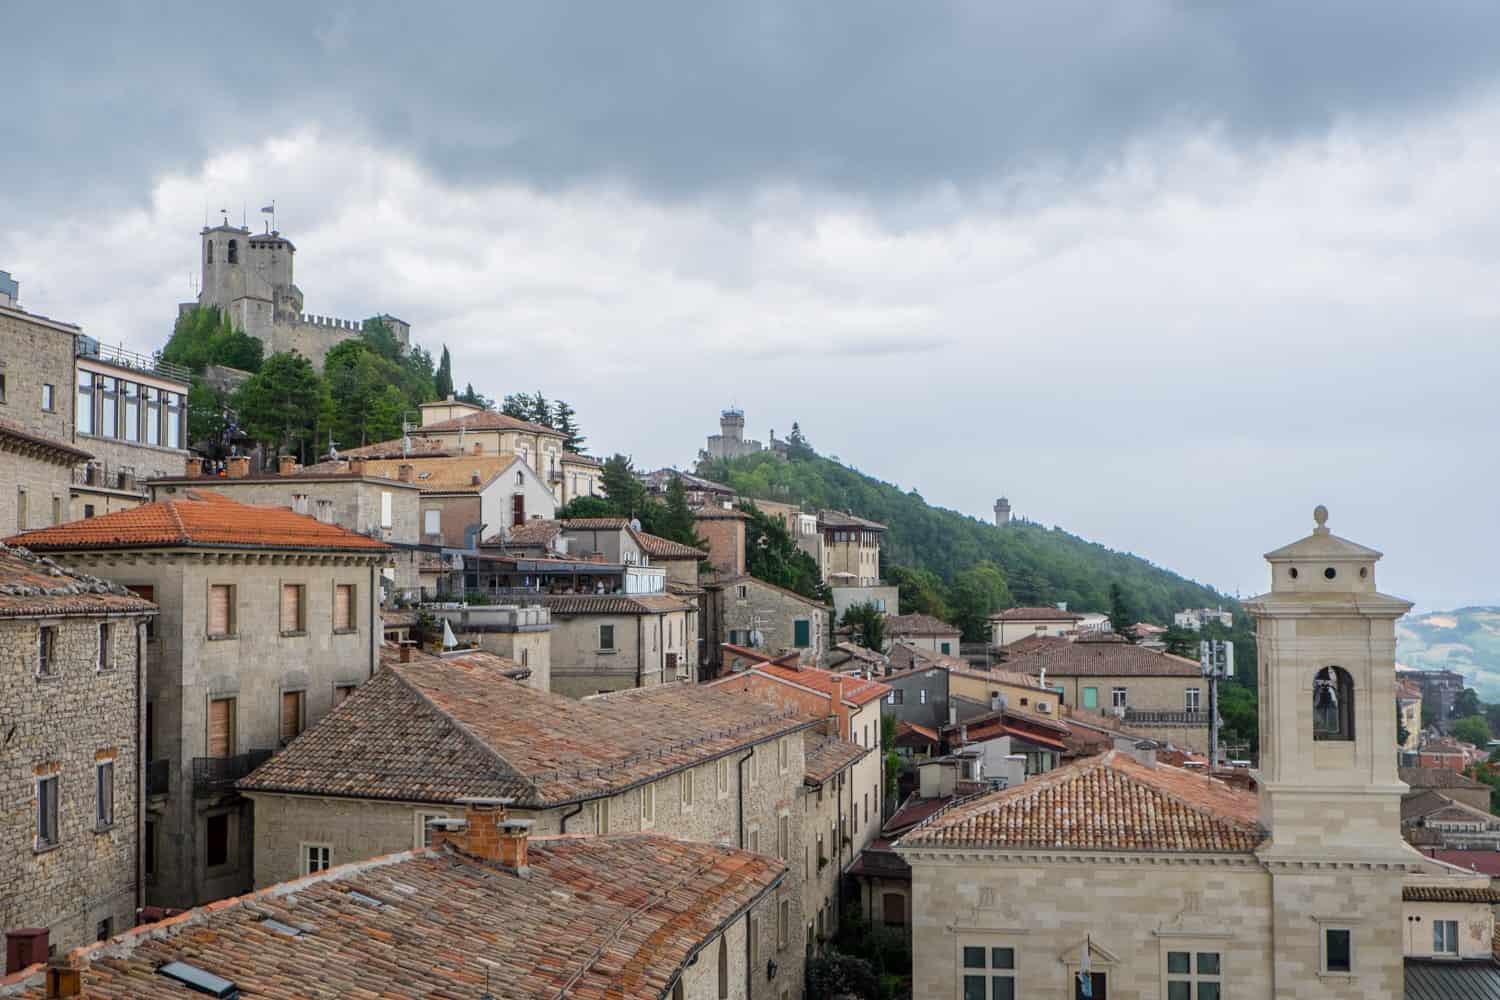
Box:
741;501;828;601
1108;582;1137;641
557;495;616;520
528;391;552;427
552;399;585;452
459;383;493;408
887;565;949;621
805;953;879;1000
1162;624;1199;658
1454;688;1483;721
232;351;326;460
656;475;706;548
323;340;412;448
1218;684;1258;746
841;602;887;651
435;345;454;399
185;381;227;455
601;454;649;518
785;421;815;460
1397;702;1411;750
162;306;263;374
1452;715;1493;747
359;317;403;361
501;393;531;420
948;562;1012;642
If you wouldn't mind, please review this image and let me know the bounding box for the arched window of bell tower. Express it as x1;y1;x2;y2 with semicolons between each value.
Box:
227;240;238;264
1313;666;1355;742
205;240;214;266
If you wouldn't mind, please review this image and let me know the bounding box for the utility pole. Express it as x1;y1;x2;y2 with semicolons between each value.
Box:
1200;639;1234;768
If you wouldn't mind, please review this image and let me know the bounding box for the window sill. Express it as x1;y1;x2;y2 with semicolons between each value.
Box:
94;822;115;834
35;672;59;682
596;649;617;655
280;630;307;638
331;628;358;636
34;841;61;855
206;633;239;642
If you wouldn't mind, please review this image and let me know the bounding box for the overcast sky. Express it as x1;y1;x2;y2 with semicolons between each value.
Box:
4;2;1498;610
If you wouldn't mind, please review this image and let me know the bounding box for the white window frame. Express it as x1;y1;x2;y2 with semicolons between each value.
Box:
717;757;730;798
36;623;58;677
1433;919;1458;955
300;842;332;875
957;938;1018;1000
414;809;453;848
1111;687;1128;710
640;782;656;826
1162;944;1222;1000
423;509;441;536
598;624;615;651
681;770;694;810
1185;687;1201;713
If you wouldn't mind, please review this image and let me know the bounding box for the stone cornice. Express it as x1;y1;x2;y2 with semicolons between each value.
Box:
897;846;1262;868
47;547;387;568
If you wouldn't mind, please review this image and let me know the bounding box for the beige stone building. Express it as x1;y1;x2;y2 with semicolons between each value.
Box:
817;510;885;587
239;646;822;999
711;575;831;668
1002;633;1211;751
425;604;554;693
988;605;1085;646
899;507;1437;1000
708;661;890;951
544;593;699;697
1396;678;1422;753
0;546;155;955
1;420;91;535
697;507;750;577
8;490;389;909
0;798;787;1000
887;612;962;657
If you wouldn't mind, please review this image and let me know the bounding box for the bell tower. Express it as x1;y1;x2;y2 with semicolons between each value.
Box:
1246;504;1413;858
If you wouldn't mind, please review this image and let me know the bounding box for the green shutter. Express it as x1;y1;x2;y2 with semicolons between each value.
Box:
794;619;811;648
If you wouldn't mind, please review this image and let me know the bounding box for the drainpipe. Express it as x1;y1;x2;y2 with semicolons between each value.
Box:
135;618;144;917
369;562;378;678
560;801;585;834
737;745;756;999
636;617;644;689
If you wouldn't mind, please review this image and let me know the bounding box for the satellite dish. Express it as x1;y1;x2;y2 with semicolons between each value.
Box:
749;629;764;647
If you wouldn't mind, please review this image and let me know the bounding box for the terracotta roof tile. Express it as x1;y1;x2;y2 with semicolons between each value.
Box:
899;750;1264;853
0;544;158;618
990;606;1086;622
1404;885;1500;903
712;662;890;707
5;490;390;553
242;646;817;806
491;518;563;547
355;454;522;493
559;452;602;466
543;593;696;615
1402;767;1488;791
816;510;887;531
636;532;709;560
1001;637;1202;678
887;613;960;635
420;409;563;436
803;731;869;785
561;517;633;530
2;835;782;1000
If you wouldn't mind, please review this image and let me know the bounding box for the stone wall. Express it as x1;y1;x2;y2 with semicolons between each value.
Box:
720;578;828;665
75;431;188;485
47;548;382;908
4;449;73;534
696;516;746;576
549;609;696;699
0;612;148;951
0;306;75;443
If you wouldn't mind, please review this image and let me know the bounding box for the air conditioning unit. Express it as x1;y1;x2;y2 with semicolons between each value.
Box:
1037;702;1051;714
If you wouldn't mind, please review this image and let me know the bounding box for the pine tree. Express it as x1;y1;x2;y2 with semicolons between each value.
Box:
601;454;648;519
528;391;552;427
1108;582;1138;642
552;400;585;452
659;475;706;548
435;345;454;399
501;393;530;419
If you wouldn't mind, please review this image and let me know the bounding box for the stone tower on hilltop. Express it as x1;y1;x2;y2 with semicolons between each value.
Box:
702;407;765;461
185;220;409;369
993;497;1011;525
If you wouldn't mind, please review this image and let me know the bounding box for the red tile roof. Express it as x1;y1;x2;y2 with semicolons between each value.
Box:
804;731;870;785
1422;849;1500;877
492;518;563;547
242;646;817;806
899;751;1264;853
561;517;633;530
887;613;960;636
1;835;783;1000
817;510;888;531
5;490;391;553
1001;637;1202;678
714;661;891;707
895;721;941;745
420;409;563;436
990;606;1086;622
543;593;697;615
636;531;709;560
0;544;158;618
1404;884;1500;903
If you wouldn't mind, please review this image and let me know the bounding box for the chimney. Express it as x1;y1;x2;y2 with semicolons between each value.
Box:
473;442;482;456
5;928;48;975
432;798;529;870
829;674;851;737
348;458;366;476
278;455;297;476
184;458;203;480
398;464;414;483
43;956;81;999
226;456;251;479
470;470;481;486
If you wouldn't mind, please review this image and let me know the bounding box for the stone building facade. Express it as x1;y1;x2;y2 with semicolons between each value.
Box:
543;593;698;698
8;490;389;909
817;511;885;587
712;575;830;666
186;222;410;369
239;651;816;1000
1;422;91;535
696;508;749;577
0;545;156;953
899;507;1429;1000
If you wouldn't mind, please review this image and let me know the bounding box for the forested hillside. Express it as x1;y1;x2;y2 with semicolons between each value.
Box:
697;448;1232;624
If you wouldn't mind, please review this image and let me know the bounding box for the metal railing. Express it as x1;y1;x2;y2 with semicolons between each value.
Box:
191;750;274;797
1121;709;1210;726
146;759;170;796
76;339;193;383
72;460;144;494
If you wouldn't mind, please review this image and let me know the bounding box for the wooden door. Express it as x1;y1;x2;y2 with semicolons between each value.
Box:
280;691;303;744
208;698;234;757
208;585;231;637
512;493;525;527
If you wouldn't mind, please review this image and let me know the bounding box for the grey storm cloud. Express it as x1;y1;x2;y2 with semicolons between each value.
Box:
7;1;1500;213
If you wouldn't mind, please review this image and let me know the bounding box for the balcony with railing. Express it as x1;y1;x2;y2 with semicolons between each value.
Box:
1121;709;1210;727
75;337;193;384
191;750;274;797
72;459;146;495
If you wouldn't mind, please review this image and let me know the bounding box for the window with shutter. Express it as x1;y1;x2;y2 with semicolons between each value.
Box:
280;690;304;744
96;761;114;828
208;698;234;758
333;584;354;632
208;585;232;638
280;584;304;634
